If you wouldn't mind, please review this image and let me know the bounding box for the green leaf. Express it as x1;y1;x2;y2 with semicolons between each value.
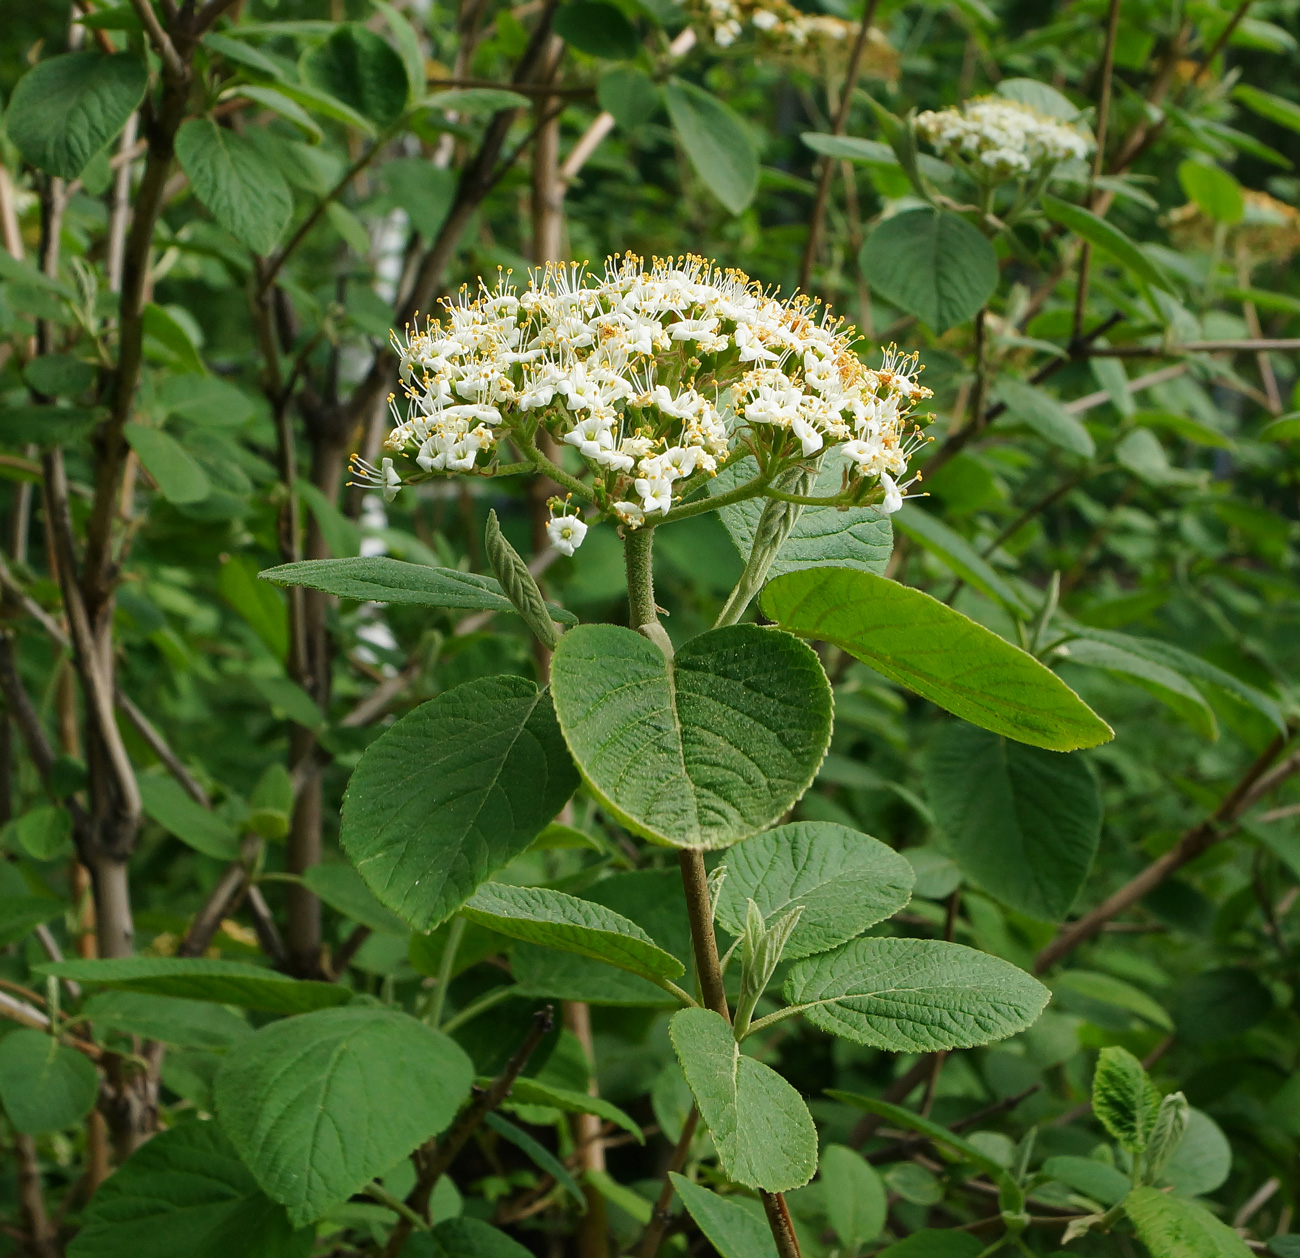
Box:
1177;161;1244;224
597;68;660;131
249;762;294;841
586;1170;653;1224
68;1121;312;1258
175;119;293;256
302;23;411;125
801;131;957;185
1172;967;1273;1046
875;1231;983;1258
994;377;1096;459
261;556;576;622
925;723;1102;922
156;375;257;428
5;52;146;178
341;676;579;929
125;424;212;506
1232;85;1300;136
375;158;457;238
82;992;250;1048
301;863;409;935
1092;1045;1161;1153
1133;408;1232;449
201;32;287;79
0;405;99;448
215;1006;473;1225
1058;637;1218;739
231;85;324;143
1259;414;1300;442
670;1008;818;1192
142;304;205;374
462;882;684;986
554;2;639;59
821;1145;887;1253
860;208;998;333
0;1029;98;1133
502;1076;643;1142
10;805;73;860
663;79;759;216
550;623;833;849
420;87;532;114
1041;1155;1131;1206
23;355;95;397
372;1;427;102
1161;1109;1232;1198
1125;1185;1253;1258
892;504;1031;615
996;77;1080;119
714;821;914;960
37;958;351;1014
1040;194;1171;291
221;555;288;661
1056;970;1172;1031
416;1217;536;1258
275;81;378;135
712;455;893;578
482;1110;586;1206
669;1174;777;1258
0;896;61;947
761;568;1112;752
138;775;240;860
784;937;1049;1050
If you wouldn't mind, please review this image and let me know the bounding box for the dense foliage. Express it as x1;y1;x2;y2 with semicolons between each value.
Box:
0;1;1298;1257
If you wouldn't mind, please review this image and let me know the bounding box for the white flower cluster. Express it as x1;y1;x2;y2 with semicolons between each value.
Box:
916;96;1092;179
355;255;932;554
693;0;896;73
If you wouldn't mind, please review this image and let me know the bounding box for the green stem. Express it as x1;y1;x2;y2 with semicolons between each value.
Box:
762;489;855;508
739;1003;805;1039
519;427;597;504
428;916;465;1030
623;527;658;630
656;978;700;1008
364;1181;431;1231
657;471;772;525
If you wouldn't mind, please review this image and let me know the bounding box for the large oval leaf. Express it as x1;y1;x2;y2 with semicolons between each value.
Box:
215;1006;473;1226
783;937;1049;1051
68;1122;312;1258
760;567;1112;751
125;424;212;505
301;23;411;126
715;822;914;959
549;623;832;849
860;208;998;333
5;52;147;179
341;675;579;929
670;1008;818;1192
0;1029;98;1134
925;723;1102;922
175;119;293;256
663;79;758;216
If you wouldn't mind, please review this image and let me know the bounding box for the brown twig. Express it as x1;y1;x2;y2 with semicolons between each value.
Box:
636;1110;700;1258
381;1006;555;1258
798;0;882;292
1036;735;1300;972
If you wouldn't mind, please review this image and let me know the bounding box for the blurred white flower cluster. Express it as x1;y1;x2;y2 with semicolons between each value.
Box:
354;254;932;553
695;0;894;67
916;97;1092;179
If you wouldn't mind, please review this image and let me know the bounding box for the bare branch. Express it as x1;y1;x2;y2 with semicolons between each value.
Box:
126;0;186;80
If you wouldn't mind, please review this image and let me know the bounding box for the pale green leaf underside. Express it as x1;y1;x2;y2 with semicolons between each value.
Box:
462;882;684;983
1125;1186;1253;1258
549;623;833;850
783;937;1050;1051
670;1008;818;1192
261;556;576;622
761;567;1112;752
341;676;579;929
714;821;914;959
215;1007;473;1226
712;455;892;578
67;1122;311;1258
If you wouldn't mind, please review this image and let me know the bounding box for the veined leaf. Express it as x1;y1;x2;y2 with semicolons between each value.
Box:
669;1174;776;1258
301;23;410;126
462;882;684;986
301;863;408;935
783;937;1050;1050
0;1029;98;1133
663;79;759;216
925;723;1102;922
215;1006;473;1225
1125;1186;1253;1258
714;821;915;959
550;623;833;849
1040;194;1171;291
483;1111;586;1207
36;958;349;1014
261;556;576;622
994;376;1096;459
82;992;250;1049
342;677;578;929
821;1145;887;1253
761;567;1112;751
670;1008;818;1192
67;1121;312;1258
501;1076;643;1142
1092;1045;1161;1153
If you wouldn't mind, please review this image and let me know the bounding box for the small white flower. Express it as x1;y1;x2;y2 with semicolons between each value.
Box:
879;471;903;514
635;475;675;516
546;514;588;556
791;415;824;457
612;500;645;527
